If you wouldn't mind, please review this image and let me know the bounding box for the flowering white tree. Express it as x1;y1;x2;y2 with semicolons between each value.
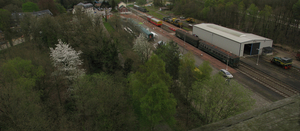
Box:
133;34;153;63
50;39;85;81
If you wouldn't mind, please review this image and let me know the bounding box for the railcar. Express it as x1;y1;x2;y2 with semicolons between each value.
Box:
147;16;152;21
198;40;239;67
175;29;239;67
128;18;153;41
175;29;199;47
133;5;139;10
133;5;148;12
149;18;163;27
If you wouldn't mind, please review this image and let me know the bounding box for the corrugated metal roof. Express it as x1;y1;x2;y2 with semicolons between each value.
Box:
194;23;272;43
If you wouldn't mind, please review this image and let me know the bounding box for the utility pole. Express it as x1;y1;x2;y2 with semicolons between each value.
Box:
226;51;232;70
256;48;260;65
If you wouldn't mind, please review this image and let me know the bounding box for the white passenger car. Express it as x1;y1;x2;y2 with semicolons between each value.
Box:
220;69;233;79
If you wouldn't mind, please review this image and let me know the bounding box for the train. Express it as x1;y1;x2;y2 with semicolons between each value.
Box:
133;5;148;12
147;16;163;27
127;18;153;40
175;29;240;67
163;16;183;27
271;57;292;69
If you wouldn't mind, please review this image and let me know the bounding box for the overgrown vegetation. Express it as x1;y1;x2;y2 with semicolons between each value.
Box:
0;0;256;130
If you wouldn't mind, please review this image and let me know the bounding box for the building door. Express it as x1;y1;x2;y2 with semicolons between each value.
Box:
243;43;260;56
250;43;260;55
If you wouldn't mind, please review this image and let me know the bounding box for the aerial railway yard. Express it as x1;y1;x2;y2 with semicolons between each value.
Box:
124;7;300;100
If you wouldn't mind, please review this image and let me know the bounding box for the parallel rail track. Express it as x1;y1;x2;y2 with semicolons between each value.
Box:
237;62;299;97
261;57;300;81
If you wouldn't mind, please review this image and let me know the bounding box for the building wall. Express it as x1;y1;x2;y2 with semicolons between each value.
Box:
193;26;273;56
193;27;241;56
241;40;273;56
72;6;93;15
119;7;128;12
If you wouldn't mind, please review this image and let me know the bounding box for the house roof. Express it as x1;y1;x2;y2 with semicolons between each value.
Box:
11;9;53;20
76;2;93;8
11;12;25;19
32;9;53;17
194;23;272;43
119;5;127;9
95;3;101;7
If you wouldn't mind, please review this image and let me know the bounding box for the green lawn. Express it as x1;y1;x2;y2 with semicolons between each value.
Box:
102;18;115;32
145;6;165;19
183;27;191;31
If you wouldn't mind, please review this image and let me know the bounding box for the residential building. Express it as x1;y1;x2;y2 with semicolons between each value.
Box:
72;3;94;15
118;5;128;13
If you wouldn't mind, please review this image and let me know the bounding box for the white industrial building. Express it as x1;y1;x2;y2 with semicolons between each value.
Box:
193;23;273;57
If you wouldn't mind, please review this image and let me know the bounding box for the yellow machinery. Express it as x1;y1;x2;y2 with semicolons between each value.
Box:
186;17;195;23
163;16;183;27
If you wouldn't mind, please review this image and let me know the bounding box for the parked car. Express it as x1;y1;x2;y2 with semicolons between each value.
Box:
219;69;233;79
180;16;185;19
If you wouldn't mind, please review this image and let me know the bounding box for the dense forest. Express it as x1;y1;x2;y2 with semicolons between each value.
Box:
0;0;256;130
170;0;300;48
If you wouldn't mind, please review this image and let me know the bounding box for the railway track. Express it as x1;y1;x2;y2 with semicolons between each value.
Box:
237;62;299;98
261;57;300;81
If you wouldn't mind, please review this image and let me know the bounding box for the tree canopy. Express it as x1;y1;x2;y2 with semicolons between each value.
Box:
293;0;300;19
155;41;180;80
191;74;255;124
130;55;176;129
0;57;47;130
22;2;39;12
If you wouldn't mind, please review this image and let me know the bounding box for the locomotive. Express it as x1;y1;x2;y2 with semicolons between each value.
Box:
175;29;240;67
133;5;148;12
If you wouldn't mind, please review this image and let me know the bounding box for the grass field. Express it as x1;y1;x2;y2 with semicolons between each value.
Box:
102;18;115;32
145;6;166;19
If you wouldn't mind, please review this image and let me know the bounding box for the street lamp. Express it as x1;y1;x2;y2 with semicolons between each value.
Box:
256;48;261;65
226;51;232;70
